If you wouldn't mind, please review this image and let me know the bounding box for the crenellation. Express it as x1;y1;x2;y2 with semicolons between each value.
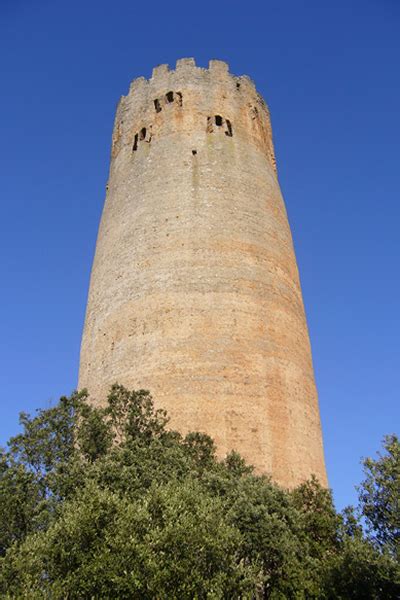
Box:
208;59;229;75
129;76;148;96
152;63;170;79
175;57;197;70
125;63;263;131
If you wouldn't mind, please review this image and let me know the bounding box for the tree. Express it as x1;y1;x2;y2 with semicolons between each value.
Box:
0;385;399;599
358;434;400;559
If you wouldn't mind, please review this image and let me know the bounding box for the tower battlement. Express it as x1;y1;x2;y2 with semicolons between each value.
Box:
126;58;256;95
79;60;327;488
113;59;275;173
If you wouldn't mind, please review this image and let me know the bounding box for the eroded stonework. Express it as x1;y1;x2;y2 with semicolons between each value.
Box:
79;58;327;488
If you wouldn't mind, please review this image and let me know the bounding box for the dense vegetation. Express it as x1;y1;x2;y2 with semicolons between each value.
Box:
0;385;399;598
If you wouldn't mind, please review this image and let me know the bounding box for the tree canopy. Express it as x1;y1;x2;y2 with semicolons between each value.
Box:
0;385;399;599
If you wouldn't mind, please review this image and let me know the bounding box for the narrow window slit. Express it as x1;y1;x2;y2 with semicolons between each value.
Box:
166;91;174;103
139;127;146;141
132;134;138;151
215;115;223;126
225;119;233;137
154;98;161;112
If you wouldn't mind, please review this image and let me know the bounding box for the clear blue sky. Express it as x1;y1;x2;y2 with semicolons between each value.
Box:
1;0;399;510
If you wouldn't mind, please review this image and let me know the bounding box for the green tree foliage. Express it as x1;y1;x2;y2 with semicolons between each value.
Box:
0;385;398;599
358;434;400;559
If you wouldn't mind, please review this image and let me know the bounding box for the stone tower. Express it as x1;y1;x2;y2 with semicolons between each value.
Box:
79;58;327;488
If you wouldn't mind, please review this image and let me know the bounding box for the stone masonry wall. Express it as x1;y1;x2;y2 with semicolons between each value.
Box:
79;58;327;488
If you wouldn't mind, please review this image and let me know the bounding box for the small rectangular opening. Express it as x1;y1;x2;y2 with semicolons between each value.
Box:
166;91;174;103
139;127;146;141
132;134;138;152
225;119;233;137
154;98;161;113
215;115;223;126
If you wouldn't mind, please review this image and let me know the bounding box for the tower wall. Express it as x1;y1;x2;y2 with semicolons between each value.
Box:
79;59;327;488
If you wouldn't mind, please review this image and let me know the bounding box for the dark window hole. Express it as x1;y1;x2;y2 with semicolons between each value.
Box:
215;115;223;126
225;119;233;137
176;92;183;106
139;127;146;141
166;91;174;103
154;98;161;112
236;82;240;90
132;133;138;151
192;150;197;155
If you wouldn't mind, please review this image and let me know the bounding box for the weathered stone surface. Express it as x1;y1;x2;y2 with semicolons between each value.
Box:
79;59;327;488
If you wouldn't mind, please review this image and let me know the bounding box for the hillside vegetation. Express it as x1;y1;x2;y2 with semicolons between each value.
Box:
0;385;399;598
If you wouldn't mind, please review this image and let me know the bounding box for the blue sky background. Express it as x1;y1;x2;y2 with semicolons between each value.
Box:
1;0;399;510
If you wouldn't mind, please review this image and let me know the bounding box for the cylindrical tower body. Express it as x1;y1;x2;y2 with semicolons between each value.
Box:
79;58;327;488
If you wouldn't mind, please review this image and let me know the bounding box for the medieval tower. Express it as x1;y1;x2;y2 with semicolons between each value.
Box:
79;58;327;488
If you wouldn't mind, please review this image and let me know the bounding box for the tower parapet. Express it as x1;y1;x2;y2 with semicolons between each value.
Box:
112;58;276;173
79;59;327;488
